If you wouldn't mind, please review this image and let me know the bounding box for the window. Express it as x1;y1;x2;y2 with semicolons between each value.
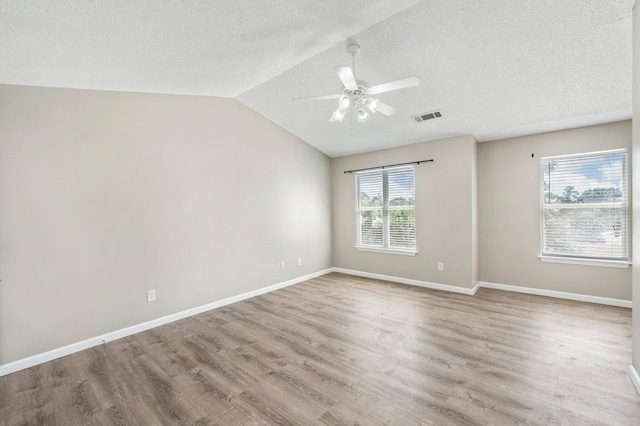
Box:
540;149;628;264
356;166;416;254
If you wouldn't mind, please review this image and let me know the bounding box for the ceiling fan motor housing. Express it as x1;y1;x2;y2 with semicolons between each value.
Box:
343;80;368;98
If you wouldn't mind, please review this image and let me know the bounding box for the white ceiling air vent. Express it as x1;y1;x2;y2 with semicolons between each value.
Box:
412;110;443;123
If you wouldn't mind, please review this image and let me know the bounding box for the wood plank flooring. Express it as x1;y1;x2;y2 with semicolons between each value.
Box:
1;272;639;425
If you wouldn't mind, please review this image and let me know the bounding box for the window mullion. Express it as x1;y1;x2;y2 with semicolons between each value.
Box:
383;171;389;248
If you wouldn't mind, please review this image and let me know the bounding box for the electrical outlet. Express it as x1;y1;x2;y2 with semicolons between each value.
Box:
280;262;285;270
438;262;444;271
297;258;302;266
147;290;156;302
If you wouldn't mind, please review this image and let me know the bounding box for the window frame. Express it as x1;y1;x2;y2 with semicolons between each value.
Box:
539;149;630;268
354;165;417;256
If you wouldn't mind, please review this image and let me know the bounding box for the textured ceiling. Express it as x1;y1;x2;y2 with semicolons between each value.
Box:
1;0;634;157
0;0;420;97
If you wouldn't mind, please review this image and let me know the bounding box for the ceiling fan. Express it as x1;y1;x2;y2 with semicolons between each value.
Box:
292;44;420;123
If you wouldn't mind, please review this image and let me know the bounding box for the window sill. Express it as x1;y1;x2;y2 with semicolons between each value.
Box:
355;246;417;256
539;255;630;269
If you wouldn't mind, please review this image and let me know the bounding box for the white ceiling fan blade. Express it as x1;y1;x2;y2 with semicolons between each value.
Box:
375;101;397;116
367;76;420;95
336;66;358;91
292;94;340;102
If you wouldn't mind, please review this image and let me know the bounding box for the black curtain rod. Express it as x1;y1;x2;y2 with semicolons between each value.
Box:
343;159;434;174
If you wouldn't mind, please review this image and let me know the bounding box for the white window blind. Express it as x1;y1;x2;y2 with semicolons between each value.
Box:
356;166;415;251
541;150;628;261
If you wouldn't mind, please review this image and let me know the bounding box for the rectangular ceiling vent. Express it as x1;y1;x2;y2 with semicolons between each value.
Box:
412;110;443;123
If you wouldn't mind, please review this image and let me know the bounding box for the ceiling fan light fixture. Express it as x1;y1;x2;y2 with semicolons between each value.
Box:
339;96;350;109
365;98;379;113
335;108;347;121
357;109;369;122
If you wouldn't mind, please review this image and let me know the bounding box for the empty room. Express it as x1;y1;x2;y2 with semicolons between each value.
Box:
2;1;640;425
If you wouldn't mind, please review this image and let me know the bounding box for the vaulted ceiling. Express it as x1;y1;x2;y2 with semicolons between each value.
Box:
1;0;634;156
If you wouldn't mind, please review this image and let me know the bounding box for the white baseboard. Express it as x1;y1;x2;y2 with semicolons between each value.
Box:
1;268;632;377
478;281;631;308
0;269;333;378
330;269;631;308
331;267;479;295
629;366;640;396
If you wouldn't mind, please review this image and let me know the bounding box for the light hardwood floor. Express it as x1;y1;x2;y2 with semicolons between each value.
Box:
1;272;639;425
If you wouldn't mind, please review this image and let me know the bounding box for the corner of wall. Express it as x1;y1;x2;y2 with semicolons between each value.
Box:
471;136;479;286
630;3;640;385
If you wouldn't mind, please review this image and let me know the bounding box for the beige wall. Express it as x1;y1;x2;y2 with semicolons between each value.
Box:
478;121;632;300
331;135;478;289
0;85;332;364
0;83;633;367
632;3;640;373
